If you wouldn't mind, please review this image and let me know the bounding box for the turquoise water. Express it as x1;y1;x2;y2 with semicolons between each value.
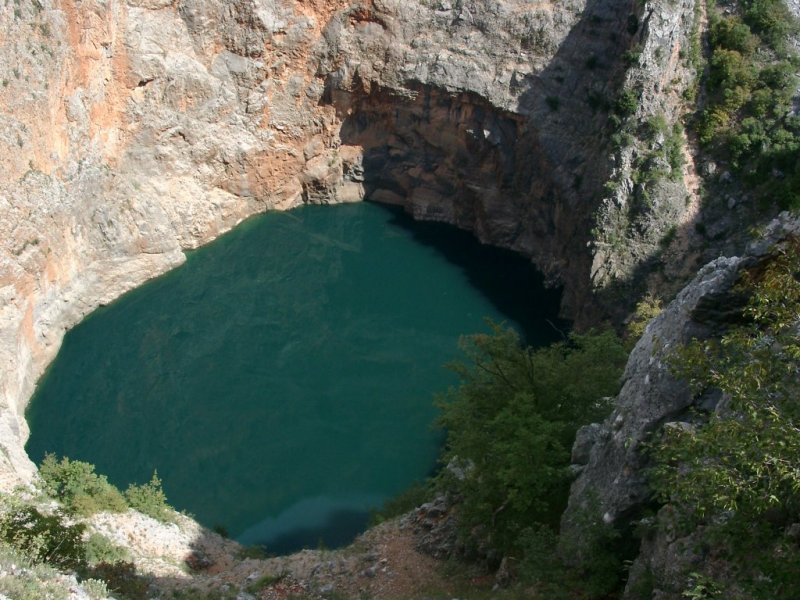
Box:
25;202;562;553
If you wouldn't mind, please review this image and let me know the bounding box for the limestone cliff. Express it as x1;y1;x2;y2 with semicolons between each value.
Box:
562;213;800;598
0;0;699;488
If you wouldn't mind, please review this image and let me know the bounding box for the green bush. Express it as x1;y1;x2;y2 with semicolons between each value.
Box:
709;15;757;54
665;123;685;178
125;472;175;523
626;295;663;343
39;455;127;516
0;540;74;600
741;0;798;52
39;456;176;524
84;532;130;566
0;494;141;598
0;501;86;570
650;244;800;598
695;3;800;209
247;572;286;594
615;89;639;117
653;246;800;520
435;323;626;555
709;49;755;91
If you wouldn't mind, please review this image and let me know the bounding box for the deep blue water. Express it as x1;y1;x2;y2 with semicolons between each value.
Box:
25;202;562;553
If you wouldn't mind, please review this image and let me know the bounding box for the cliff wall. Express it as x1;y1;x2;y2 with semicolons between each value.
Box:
562;214;800;598
0;0;697;485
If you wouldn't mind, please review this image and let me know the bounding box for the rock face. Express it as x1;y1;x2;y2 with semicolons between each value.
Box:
562;214;800;598
0;0;698;486
562;255;744;533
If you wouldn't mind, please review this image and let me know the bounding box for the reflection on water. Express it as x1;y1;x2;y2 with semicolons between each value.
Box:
26;203;562;552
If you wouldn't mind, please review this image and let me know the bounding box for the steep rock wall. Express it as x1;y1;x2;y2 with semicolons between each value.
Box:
0;0;697;486
562;213;800;598
0;0;352;486
324;0;691;319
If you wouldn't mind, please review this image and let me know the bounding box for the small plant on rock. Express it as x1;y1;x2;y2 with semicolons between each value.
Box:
39;455;127;516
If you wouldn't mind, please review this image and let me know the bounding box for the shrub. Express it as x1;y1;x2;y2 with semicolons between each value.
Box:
626;295;663;343
709;15;757;54
615;89;639;117
709;49;755;91
84;532;130;566
247;572;286;594
435;323;626;555
39;455;127;516
0;540;73;600
125;472;175;523
81;579;110;600
645;114;668;140
650;243;800;598
652;245;800;520
623;48;642;66
0;501;85;570
694;2;800;210
741;0;799;52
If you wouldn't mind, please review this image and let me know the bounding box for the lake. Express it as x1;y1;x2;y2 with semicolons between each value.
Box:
25;202;562;553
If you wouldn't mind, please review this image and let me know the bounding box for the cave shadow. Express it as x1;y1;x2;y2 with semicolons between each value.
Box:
509;0;719;322
371;202;567;346
328;0;660;326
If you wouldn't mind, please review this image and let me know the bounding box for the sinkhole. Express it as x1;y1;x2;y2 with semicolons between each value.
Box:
25;202;563;554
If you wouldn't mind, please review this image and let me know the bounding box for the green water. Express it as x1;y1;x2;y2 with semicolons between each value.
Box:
25;202;562;553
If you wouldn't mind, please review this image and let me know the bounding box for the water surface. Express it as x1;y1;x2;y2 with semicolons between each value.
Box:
26;203;562;553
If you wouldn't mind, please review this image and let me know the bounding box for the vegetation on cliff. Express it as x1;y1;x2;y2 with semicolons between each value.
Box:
0;456;178;599
650;243;800;599
433;324;629;595
0;493;121;599
698;0;799;209
436;324;627;554
40;454;175;523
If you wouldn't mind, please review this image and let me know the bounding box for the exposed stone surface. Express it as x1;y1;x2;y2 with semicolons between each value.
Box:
562;253;744;540
328;0;691;320
563;213;800;597
590;0;702;310
95;508;477;599
404;495;460;560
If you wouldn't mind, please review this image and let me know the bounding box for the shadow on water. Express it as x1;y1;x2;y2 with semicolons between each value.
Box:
236;493;385;554
259;509;371;556
372;203;567;346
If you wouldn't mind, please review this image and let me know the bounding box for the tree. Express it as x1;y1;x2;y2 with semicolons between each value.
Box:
436;323;627;555
650;243;800;598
